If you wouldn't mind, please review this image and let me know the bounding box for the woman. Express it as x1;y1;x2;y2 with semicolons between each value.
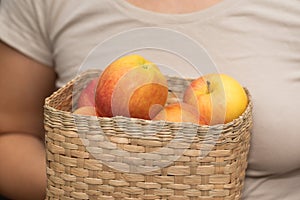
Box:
0;0;300;199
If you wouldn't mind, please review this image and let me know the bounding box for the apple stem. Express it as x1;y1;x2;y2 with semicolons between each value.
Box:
206;80;211;93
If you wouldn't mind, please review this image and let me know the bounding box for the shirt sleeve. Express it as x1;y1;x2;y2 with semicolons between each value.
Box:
0;0;53;67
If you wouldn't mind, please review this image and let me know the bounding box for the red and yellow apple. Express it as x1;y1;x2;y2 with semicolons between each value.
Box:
183;73;248;125
77;77;99;108
73;106;98;116
95;54;168;120
152;102;206;124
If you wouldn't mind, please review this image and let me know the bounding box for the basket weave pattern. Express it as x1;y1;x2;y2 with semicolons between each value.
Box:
44;70;253;200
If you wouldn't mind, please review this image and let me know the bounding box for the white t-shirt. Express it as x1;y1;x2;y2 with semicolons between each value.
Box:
1;0;300;199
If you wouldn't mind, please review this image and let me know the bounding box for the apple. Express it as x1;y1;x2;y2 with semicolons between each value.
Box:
95;54;168;120
152;102;206;124
77;77;99;108
183;74;248;125
73;106;98;116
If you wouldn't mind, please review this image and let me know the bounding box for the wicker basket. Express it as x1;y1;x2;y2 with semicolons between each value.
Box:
44;70;253;200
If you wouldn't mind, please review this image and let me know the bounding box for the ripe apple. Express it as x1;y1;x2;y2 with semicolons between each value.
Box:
73;106;98;116
95;54;168;120
152;102;206;124
77;77;99;108
183;74;248;125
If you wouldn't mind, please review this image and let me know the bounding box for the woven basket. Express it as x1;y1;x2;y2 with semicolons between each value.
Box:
44;70;253;200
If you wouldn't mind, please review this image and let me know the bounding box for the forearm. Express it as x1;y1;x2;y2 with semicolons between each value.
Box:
0;133;46;200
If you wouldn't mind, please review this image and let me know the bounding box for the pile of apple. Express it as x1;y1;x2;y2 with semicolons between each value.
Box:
74;54;248;126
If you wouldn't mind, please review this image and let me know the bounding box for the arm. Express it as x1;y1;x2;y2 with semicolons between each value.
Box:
0;41;56;199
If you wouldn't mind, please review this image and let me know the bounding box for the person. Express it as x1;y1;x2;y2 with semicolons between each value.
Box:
0;0;300;199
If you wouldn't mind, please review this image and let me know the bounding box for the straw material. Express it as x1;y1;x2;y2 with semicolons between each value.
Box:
44;70;253;200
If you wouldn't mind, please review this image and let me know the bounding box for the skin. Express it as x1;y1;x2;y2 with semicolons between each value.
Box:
0;42;56;199
126;0;223;14
0;1;222;199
